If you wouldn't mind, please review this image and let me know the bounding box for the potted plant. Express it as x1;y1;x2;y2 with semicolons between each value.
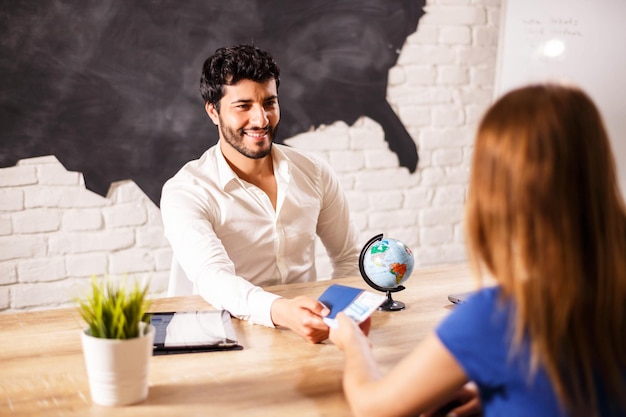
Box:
77;277;154;406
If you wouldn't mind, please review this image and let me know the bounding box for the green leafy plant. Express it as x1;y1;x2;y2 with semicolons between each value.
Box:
78;277;152;339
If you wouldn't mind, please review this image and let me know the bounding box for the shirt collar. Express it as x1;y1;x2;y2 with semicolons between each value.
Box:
272;144;291;186
214;142;291;190
214;142;238;190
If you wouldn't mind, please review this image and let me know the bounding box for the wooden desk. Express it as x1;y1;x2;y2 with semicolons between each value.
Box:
0;263;475;417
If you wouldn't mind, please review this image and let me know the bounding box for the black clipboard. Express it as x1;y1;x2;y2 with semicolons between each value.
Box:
149;310;242;355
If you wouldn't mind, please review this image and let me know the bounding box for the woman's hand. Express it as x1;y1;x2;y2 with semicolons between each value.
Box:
328;313;371;351
419;383;482;417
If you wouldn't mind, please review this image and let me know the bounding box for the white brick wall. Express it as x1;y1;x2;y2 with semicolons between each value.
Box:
0;0;501;312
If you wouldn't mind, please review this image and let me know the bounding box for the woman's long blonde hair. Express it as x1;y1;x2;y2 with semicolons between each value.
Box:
465;84;626;416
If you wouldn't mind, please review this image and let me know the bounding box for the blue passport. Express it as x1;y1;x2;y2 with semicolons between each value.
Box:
318;284;386;328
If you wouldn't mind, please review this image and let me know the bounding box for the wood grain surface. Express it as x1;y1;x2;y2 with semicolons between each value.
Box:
0;263;476;417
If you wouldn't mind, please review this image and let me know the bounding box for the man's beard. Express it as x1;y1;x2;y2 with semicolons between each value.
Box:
219;119;278;159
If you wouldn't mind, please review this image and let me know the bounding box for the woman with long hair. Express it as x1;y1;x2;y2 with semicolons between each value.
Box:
329;83;626;417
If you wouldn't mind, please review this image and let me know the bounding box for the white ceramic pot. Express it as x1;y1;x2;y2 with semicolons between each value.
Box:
81;323;155;406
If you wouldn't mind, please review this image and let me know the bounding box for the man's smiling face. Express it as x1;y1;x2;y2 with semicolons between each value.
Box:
207;78;280;159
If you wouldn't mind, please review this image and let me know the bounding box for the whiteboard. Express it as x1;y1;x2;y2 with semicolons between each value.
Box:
494;0;626;198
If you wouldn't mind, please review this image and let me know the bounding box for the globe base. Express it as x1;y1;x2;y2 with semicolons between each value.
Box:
377;291;406;311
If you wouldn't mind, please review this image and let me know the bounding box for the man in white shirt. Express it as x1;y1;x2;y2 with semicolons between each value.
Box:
160;44;361;343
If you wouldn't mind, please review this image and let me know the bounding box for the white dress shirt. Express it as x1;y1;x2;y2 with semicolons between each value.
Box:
160;142;360;327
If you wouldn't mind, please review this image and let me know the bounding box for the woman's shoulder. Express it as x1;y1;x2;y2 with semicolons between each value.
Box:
455;286;503;315
436;286;511;351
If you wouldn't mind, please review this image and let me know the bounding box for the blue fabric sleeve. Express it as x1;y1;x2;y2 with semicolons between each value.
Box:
436;287;573;417
436;287;510;388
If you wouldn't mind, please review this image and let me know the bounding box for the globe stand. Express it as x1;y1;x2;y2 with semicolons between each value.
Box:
359;233;409;312
380;290;406;311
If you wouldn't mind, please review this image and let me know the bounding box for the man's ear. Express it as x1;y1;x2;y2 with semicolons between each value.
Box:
205;102;219;125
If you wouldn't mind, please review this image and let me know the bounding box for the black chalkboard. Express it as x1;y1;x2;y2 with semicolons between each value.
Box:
0;0;425;204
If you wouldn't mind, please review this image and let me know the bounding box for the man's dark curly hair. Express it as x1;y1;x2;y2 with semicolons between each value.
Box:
200;44;280;112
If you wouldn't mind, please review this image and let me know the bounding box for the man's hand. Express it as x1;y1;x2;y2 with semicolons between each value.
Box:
270;296;330;343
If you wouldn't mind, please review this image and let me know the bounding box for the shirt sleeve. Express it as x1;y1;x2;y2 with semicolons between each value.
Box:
436;287;510;388
315;158;360;278
161;178;280;328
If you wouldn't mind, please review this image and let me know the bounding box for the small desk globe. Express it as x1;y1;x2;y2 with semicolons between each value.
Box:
359;234;414;311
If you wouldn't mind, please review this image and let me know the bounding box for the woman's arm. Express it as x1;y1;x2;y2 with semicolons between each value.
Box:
330;313;473;417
